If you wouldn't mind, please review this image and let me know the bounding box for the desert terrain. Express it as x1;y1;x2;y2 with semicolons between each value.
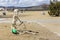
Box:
0;11;60;40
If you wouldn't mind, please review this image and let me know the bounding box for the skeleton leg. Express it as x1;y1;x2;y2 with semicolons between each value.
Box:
16;16;23;26
16;16;26;30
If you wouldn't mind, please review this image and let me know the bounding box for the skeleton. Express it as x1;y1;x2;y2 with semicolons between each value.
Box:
11;9;39;34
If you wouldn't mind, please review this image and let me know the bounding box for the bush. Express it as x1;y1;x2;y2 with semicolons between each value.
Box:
48;2;60;16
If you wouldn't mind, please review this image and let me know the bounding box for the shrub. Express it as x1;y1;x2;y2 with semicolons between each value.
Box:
48;2;60;16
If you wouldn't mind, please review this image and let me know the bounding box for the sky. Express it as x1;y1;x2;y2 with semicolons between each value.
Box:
0;0;50;7
51;0;60;1
57;0;60;1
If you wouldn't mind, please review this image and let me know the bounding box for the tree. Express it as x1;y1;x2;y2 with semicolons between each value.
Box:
48;2;60;16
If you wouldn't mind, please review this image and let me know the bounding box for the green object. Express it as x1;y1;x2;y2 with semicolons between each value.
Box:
12;29;17;34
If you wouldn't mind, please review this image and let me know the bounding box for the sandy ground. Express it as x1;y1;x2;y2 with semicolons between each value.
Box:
0;23;60;40
0;11;60;40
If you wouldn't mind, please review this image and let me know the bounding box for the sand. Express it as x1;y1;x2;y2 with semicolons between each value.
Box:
0;22;60;40
0;11;60;40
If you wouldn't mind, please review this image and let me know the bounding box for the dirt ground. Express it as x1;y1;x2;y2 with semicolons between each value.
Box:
0;23;60;40
0;11;60;40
